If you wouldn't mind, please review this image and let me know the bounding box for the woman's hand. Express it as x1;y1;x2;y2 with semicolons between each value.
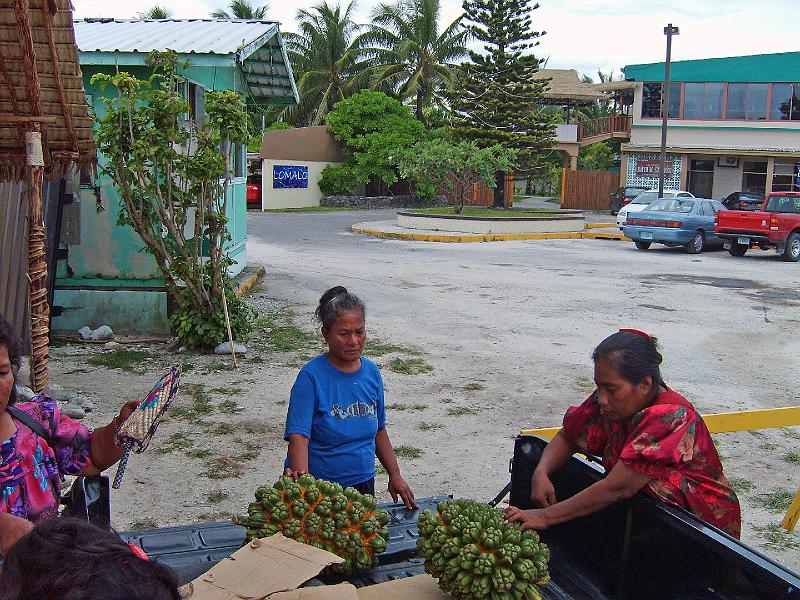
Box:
282;467;307;482
531;469;557;507
388;474;418;509
0;513;34;554
113;400;141;431
504;506;548;532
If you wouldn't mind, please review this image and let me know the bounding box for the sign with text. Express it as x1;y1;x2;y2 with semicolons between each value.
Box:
634;157;678;178
273;165;309;189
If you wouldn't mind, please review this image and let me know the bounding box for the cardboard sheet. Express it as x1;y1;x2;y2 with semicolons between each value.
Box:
270;584;360;600
356;574;450;600
188;534;346;600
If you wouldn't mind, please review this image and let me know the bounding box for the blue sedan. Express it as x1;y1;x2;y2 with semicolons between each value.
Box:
622;198;727;254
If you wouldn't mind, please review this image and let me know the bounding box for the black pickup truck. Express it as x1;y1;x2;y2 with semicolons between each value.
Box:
112;436;800;599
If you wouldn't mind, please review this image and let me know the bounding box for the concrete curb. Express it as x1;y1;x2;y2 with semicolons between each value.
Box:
350;224;628;243
234;266;266;297
583;222;617;230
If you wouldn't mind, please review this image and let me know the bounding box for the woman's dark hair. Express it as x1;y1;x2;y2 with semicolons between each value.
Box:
592;330;663;386
0;517;183;600
315;286;366;330
0;315;21;405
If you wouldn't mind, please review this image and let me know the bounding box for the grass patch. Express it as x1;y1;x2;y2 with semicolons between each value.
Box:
754;489;794;513
364;339;423;357
405;207;564;218
202;456;245;480
235;448;261;462
729;477;755;494
171;383;213;425
157;432;193;454
179;361;195;373
218;399;245;415
759;442;779;451
203;362;231;373
464;383;486;391
211;386;243;396
753;524;800;552
441;398;453;404
784;451;800;463
394;445;423;460
386;402;427;412
782;428;800;440
386;357;433;375
213;422;237;436
575;376;596;394
197;512;235;522
254;310;321;354
447;406;479;417
207;490;229;504
86;349;156;372
128;518;158;531
247;355;265;364
417;421;444;432
185;448;213;459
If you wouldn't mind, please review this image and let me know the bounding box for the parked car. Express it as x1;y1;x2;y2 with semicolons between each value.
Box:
623;197;727;253
609;185;649;215
246;175;261;208
716;191;800;261
722;191;766;211
616;189;695;229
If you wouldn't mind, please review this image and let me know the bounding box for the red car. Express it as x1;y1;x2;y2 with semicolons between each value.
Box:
246;176;261;208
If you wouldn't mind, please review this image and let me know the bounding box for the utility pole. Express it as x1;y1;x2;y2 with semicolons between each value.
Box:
658;24;679;198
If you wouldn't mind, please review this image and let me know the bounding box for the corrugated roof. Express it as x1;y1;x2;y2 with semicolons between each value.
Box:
74;18;279;57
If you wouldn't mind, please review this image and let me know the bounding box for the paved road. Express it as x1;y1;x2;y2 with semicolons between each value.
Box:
246;207;800;566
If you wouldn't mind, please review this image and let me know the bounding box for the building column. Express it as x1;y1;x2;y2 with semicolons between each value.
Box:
569;155;578;171
680;155;689;190
766;157;775;193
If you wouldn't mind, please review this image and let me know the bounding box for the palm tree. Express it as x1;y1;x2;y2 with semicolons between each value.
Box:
361;0;468;123
211;0;269;19
283;1;371;126
137;5;173;18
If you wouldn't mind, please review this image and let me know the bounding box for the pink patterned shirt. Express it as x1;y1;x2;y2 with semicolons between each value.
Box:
0;394;94;523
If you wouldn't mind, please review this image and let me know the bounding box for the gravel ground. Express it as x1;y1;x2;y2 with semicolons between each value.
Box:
49;210;800;573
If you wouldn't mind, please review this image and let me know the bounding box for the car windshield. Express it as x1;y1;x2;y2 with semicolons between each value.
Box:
625;187;647;195
631;191;662;204
646;198;695;213
765;195;800;214
741;192;765;200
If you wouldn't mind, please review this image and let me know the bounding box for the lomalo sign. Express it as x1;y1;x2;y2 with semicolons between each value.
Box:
634;157;678;178
274;165;309;189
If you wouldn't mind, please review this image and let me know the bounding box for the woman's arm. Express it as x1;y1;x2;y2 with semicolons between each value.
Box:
84;400;140;474
506;460;652;530
375;428;418;509
0;513;33;554
530;430;580;506
285;433;309;480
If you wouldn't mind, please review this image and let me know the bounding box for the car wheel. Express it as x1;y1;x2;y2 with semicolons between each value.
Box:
781;231;800;262
686;231;704;254
634;241;651;250
728;243;748;257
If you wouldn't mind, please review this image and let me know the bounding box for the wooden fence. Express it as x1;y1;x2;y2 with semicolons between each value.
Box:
561;169;619;211
443;173;515;208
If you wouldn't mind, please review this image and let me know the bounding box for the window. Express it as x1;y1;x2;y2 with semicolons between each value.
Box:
742;160;767;194
772;160;800;192
184;81;205;122
769;83;800;120
234;142;245;178
699;202;713;216
684;83;723;119
641;82;681;118
726;83;767;120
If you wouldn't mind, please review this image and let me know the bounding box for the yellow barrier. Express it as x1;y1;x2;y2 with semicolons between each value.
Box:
520;406;800;530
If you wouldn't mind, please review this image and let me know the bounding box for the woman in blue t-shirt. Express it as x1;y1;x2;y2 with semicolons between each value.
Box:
283;287;417;509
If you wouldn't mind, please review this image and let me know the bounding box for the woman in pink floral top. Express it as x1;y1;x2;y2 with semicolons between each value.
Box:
0;316;139;554
505;329;741;538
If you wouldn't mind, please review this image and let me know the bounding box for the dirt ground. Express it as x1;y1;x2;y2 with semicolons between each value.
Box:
49;219;800;574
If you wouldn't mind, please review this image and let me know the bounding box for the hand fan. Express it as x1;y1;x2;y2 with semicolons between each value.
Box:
112;365;181;489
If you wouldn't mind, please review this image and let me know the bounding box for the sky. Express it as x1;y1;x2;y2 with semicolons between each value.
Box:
71;0;798;80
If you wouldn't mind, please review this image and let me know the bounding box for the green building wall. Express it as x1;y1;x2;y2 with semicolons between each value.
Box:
53;58;248;335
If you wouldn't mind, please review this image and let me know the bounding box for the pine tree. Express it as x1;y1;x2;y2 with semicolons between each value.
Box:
450;0;554;179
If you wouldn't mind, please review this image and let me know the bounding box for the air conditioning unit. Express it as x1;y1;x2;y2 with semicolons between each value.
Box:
718;156;740;168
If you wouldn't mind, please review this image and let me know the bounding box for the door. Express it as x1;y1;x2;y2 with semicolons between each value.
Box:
688;159;714;198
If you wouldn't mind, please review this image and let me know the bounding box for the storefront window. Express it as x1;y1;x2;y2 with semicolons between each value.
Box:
741;160;767;193
684;83;723;119
772;160;800;191
688;159;715;197
769;84;800;120
727;84;767;120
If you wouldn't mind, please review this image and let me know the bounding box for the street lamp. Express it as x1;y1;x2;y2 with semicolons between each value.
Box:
658;23;679;198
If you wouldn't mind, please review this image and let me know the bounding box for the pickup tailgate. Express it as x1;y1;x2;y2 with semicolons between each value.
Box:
716;209;770;234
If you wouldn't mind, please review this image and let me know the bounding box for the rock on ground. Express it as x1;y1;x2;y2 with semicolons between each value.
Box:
214;341;247;355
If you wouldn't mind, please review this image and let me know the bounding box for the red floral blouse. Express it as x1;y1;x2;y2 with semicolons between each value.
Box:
562;389;741;538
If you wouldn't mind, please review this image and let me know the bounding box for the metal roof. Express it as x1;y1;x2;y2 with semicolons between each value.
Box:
74;18;279;58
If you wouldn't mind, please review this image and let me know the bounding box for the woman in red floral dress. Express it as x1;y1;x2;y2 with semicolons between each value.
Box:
505;329;741;538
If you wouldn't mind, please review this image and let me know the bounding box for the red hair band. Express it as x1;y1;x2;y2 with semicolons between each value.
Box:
619;328;653;342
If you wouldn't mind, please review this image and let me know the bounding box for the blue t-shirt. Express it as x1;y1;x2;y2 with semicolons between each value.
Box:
284;354;386;487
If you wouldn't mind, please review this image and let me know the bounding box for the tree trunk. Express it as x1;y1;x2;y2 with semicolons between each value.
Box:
493;170;506;208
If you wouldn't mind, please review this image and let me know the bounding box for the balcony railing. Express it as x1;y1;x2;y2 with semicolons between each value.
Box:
577;115;632;141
